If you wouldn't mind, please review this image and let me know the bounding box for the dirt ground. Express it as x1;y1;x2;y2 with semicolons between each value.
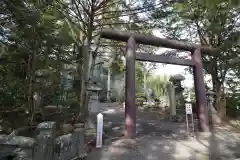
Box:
86;103;240;160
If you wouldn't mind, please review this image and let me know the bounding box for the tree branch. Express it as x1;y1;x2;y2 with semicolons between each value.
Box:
72;0;88;26
194;21;209;45
75;0;91;16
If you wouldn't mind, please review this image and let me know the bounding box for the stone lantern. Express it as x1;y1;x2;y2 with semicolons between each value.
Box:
87;82;102;114
206;90;221;125
169;74;185;93
169;74;185;109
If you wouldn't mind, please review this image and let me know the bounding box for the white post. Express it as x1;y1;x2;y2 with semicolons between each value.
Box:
122;102;125;109
96;113;103;148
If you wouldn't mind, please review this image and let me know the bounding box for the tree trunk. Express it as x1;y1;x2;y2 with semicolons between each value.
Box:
26;53;35;126
76;2;96;123
79;46;89;119
210;60;226;119
82;8;95;119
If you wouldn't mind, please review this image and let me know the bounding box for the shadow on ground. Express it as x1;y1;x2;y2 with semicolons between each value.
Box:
86;103;240;160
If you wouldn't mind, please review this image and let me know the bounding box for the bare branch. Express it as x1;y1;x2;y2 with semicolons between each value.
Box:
94;0;109;11
75;0;91;16
95;0;123;13
72;0;88;26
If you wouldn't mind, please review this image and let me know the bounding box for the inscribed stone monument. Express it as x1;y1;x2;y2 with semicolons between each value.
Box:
168;83;176;119
169;74;185;111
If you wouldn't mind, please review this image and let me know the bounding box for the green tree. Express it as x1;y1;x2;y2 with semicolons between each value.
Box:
0;0;75;124
146;74;169;98
151;0;240;116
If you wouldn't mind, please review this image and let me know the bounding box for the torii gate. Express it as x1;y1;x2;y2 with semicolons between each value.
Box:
100;29;218;138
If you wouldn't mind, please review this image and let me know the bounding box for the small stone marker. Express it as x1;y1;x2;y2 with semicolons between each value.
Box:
96;113;103;148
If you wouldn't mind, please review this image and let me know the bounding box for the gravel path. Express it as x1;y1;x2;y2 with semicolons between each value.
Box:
86;103;240;160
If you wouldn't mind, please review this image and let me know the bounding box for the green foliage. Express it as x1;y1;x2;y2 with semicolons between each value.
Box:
136;92;146;99
111;59;125;76
66;98;80;111
226;96;240;118
146;75;169;97
151;0;240;117
136;62;145;87
1;0;239;120
0;0;73;109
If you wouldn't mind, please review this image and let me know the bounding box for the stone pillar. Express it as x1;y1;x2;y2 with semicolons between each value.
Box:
33;122;56;160
192;49;209;132
168;83;176;119
125;36;136;138
74;124;85;158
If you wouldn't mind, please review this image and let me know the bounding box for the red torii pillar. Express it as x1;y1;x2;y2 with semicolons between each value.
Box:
125;37;137;138
192;49;209;132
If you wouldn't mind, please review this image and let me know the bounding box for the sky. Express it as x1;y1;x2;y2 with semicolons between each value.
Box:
152;30;194;89
152;30;213;89
153;64;194;88
120;2;212;89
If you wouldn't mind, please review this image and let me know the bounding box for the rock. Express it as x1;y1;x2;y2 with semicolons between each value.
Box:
13;148;32;160
0;135;35;148
0;148;32;160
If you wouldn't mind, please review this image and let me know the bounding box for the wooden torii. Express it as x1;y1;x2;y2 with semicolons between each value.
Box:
100;29;218;138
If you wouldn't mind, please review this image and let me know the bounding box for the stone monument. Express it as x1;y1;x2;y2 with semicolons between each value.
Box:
87;82;102;114
85;82;102;145
169;74;185;111
167;82;177;120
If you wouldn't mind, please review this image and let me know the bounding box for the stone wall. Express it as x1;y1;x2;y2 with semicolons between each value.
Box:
0;135;34;159
0;122;85;160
